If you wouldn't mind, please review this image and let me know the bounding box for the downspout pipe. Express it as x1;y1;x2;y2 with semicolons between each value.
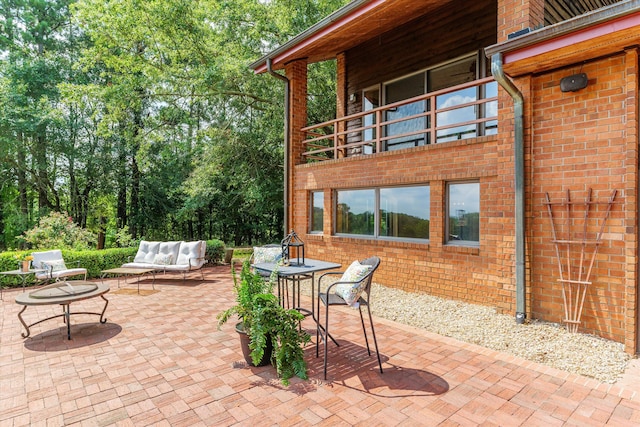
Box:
491;53;526;324
267;58;290;235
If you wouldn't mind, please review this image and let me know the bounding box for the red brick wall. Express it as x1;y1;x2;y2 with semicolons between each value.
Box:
527;52;638;348
497;0;544;42
292;135;519;311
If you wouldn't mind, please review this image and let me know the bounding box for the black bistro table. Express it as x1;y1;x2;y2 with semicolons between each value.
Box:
253;258;340;324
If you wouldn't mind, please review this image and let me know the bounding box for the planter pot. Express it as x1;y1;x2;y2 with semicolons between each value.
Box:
235;322;272;367
21;260;31;272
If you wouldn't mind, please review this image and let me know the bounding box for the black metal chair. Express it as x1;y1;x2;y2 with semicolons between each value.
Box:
316;256;383;380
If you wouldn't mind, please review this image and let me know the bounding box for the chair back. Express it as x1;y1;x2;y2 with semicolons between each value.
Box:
358;256;381;298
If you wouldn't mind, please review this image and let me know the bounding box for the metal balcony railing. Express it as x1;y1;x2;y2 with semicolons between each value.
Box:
301;77;498;162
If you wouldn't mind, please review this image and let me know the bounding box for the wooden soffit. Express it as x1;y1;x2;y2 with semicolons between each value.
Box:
250;0;456;73
486;1;640;76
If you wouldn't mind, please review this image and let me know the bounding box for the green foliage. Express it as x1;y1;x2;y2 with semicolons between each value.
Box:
217;260;273;329
114;226;136;248
217;259;309;385
205;239;225;264
0;0;350;249
0;247;137;289
20;211;97;250
249;293;310;385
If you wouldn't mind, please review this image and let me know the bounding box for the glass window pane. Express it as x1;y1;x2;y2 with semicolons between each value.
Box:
436;87;477;142
310;192;324;232
448;183;480;243
384;73;427;150
380;186;430;239
363;88;379;154
336;189;375;235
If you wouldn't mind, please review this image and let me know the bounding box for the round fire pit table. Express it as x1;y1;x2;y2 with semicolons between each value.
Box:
15;280;110;340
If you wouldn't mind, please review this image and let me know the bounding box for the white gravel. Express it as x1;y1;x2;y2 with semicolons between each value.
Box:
297;278;630;383
367;283;630;384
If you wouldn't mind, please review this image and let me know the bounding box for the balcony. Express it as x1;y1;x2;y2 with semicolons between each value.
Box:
302;77;498;163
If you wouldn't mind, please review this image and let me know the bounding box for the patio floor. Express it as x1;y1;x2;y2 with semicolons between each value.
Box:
1;264;640;426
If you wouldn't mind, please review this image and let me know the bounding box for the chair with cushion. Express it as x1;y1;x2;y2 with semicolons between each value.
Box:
316;256;383;380
31;250;88;284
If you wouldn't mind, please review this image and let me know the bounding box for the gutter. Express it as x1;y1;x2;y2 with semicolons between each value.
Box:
491;53;526;324
485;0;640;59
267;58;291;235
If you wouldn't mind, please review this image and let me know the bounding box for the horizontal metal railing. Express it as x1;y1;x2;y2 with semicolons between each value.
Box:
301;77;498;162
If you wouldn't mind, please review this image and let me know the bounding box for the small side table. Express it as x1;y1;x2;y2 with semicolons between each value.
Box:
0;269;45;300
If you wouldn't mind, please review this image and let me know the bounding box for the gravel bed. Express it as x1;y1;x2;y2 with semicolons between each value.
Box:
367;283;629;383
298;279;630;383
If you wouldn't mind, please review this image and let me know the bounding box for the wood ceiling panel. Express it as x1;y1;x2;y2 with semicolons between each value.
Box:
545;0;624;25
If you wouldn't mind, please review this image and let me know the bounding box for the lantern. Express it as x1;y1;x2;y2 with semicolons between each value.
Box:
281;229;305;266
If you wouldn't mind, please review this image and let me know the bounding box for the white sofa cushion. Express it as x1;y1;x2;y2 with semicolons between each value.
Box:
32;249;64;270
157;241;181;265
176;241;205;267
133;241;160;263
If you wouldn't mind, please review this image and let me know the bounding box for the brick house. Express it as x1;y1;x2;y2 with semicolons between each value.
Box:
250;0;640;353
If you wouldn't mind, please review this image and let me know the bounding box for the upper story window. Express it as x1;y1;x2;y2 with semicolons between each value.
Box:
361;51;497;150
447;182;480;246
335;185;430;241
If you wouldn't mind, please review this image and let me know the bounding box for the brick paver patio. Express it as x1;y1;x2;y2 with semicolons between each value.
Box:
1;265;640;426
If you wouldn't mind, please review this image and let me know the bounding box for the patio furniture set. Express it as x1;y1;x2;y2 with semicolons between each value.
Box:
2;240;207;340
252;243;383;380
4;236;382;379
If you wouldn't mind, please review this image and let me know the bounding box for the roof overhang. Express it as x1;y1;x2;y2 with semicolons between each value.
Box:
485;0;640;76
249;0;454;74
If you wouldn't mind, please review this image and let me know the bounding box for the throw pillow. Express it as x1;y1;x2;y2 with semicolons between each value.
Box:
44;259;67;272
253;246;282;264
334;260;372;306
153;253;173;265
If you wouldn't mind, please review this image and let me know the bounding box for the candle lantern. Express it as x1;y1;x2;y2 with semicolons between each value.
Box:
281;229;305;266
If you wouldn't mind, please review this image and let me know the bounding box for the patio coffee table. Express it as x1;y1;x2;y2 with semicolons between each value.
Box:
101;267;156;293
15;280;109;340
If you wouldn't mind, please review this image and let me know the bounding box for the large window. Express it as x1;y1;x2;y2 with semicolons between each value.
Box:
310;191;324;233
380;187;430;239
361;51;496;151
336;186;430;240
336;189;375;236
447;182;480;245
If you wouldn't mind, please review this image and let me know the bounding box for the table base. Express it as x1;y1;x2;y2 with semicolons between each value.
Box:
17;295;109;340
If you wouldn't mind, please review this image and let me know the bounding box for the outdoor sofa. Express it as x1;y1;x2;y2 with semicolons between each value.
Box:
122;240;207;280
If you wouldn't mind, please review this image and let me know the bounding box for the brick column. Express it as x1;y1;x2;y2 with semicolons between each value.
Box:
285;59;308;235
623;47;639;354
497;0;544;43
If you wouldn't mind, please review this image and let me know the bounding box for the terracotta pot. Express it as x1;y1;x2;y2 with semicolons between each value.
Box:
235;322;272;367
21;260;30;272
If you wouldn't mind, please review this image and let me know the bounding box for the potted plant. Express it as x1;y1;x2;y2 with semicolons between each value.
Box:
217;260;310;385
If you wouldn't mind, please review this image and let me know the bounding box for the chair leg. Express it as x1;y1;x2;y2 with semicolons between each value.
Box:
323;303;330;380
365;304;383;374
358;306;371;356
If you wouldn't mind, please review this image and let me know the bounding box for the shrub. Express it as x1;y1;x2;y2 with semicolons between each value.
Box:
20;212;96;250
206;239;225;263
